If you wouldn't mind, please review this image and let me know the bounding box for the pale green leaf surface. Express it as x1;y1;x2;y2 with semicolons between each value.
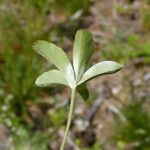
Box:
78;61;124;85
73;29;94;81
33;40;75;86
35;70;69;87
77;84;89;101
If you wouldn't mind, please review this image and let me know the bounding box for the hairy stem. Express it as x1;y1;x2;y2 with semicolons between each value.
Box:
60;87;76;150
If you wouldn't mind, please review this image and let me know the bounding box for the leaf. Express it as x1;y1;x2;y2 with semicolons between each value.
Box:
73;29;94;82
77;84;89;101
35;70;69;87
78;61;124;85
33;40;75;86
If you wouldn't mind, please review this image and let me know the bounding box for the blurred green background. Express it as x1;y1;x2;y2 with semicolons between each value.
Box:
0;0;150;150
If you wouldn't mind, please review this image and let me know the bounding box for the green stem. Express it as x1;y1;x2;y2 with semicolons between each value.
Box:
60;87;76;150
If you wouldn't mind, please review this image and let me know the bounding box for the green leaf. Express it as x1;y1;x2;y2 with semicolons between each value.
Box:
73;29;94;82
78;61;124;85
35;70;69;87
77;84;89;101
33;40;75;86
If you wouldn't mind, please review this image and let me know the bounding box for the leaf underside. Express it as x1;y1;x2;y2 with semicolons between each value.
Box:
35;69;69;87
32;40;75;86
73;29;94;81
78;61;124;85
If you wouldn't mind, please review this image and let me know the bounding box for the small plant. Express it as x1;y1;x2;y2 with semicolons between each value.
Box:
33;29;123;150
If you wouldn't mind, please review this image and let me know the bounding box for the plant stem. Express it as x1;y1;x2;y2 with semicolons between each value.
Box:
60;87;76;150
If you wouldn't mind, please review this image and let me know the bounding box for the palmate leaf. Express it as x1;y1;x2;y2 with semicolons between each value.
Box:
33;40;75;86
35;70;69;87
73;29;94;82
33;30;123;98
78;61;124;85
